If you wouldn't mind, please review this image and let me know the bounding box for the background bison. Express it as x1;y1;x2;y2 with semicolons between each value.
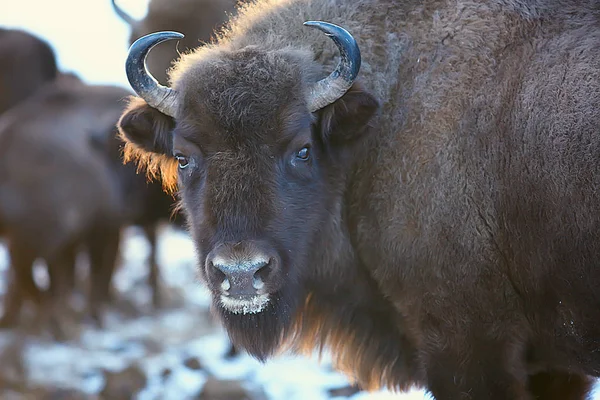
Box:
118;0;600;399
112;0;238;85
110;0;240;309
0;28;57;115
0;76;126;335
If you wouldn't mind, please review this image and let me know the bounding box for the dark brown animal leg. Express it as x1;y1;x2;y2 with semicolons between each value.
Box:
46;243;78;311
528;371;592;400
144;224;162;310
0;243;36;328
46;243;79;340
61;245;77;295
426;346;532;400
88;226;121;326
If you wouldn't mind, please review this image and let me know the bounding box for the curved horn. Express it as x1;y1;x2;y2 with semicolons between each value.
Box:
111;0;137;26
125;31;183;117
303;21;361;112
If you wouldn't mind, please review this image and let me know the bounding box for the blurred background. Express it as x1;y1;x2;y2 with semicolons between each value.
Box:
0;0;434;399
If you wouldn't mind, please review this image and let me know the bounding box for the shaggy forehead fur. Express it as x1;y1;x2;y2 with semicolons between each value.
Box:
173;46;320;134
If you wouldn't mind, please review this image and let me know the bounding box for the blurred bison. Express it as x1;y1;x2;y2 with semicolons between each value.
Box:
117;0;600;398
0;76;125;334
91;82;182;311
0;28;57;115
112;0;238;85
111;0;240;309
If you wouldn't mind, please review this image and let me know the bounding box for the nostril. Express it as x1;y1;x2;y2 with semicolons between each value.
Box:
252;261;272;290
210;261;227;281
210;262;231;293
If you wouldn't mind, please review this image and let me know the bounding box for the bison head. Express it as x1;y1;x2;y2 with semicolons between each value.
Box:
118;23;379;359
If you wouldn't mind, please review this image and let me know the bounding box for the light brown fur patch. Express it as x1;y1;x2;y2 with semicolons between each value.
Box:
285;293;413;392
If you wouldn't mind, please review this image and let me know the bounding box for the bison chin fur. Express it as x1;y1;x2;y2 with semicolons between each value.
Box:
212;285;304;361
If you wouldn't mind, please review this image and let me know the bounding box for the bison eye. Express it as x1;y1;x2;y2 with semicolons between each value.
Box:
175;154;189;169
296;146;310;161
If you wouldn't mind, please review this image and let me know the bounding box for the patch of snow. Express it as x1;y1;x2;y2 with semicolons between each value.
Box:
252;355;349;400
352;391;434;400
32;260;50;290
162;366;208;399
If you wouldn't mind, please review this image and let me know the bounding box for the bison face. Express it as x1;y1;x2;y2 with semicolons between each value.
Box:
118;27;379;359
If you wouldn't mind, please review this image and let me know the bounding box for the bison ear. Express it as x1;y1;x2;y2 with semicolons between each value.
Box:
316;83;380;147
117;96;175;155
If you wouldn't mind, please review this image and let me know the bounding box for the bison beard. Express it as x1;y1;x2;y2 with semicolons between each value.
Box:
203;230;311;360
214;286;302;360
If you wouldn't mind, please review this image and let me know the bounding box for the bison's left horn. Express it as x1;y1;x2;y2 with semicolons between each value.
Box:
125;31;183;117
303;21;361;112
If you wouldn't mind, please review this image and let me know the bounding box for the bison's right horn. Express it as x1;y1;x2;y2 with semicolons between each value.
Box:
303;21;361;112
111;0;137;26
125;31;183;117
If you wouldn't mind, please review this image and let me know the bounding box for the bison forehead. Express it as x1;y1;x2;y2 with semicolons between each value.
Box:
174;46;318;133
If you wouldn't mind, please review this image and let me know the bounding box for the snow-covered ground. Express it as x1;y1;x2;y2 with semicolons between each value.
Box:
0;226;431;399
0;227;599;399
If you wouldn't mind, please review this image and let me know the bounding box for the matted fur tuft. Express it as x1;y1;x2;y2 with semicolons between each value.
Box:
117;97;179;193
121;140;179;193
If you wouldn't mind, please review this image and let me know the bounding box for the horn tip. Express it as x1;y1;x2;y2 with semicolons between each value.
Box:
303;21;329;29
302;21;354;41
153;31;185;40
133;31;185;45
166;31;185;39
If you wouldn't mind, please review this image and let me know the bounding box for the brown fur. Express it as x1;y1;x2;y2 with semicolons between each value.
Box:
118;0;600;398
0;28;57;115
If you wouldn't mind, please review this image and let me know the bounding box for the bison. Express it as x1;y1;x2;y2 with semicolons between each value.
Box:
0;28;57;115
117;0;600;398
0;76;127;333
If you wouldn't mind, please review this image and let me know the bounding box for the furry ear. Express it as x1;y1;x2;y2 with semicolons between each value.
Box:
317;83;380;147
117;96;175;154
117;96;179;192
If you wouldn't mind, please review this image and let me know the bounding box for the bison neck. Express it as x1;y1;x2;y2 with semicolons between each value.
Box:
287;279;423;391
276;194;422;391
